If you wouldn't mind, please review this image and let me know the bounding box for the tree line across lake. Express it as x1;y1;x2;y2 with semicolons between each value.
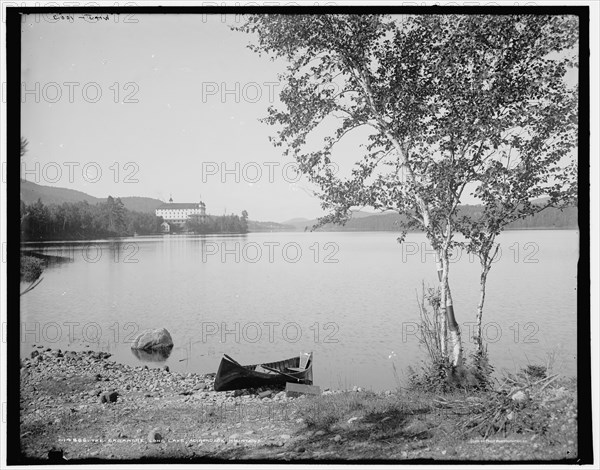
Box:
308;204;578;232
20;198;249;241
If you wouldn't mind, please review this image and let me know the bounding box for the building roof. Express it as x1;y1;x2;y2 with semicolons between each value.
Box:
156;203;204;210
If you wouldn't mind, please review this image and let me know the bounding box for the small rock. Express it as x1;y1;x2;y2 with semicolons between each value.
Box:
99;391;118;403
30;351;39;359
511;390;528;402
258;390;272;399
333;434;342;442
148;428;162;443
163;365;170;373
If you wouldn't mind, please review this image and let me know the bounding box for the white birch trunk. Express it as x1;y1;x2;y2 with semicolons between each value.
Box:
475;267;489;355
440;251;463;367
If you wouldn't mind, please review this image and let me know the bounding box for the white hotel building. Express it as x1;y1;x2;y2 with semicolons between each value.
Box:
155;197;207;229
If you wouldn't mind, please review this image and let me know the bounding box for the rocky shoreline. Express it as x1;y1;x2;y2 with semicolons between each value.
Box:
20;346;344;461
20;347;579;462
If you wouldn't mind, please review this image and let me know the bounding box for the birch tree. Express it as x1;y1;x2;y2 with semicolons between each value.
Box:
235;13;579;369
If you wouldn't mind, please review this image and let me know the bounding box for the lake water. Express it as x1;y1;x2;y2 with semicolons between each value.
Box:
20;230;579;391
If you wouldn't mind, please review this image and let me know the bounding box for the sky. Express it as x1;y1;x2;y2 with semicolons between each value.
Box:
21;13;330;222
20;13;579;222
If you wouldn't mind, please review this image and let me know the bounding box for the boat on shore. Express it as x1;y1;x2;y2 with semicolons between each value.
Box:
214;352;313;392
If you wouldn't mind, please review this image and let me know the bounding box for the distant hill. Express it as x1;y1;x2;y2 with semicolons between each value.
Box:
285;205;578;232
248;220;296;232
21;179;101;205
282;217;311;226
116;197;164;213
283;210;375;229
20;180;164;213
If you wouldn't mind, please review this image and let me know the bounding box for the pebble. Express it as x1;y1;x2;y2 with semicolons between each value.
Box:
148;428;162;443
511;390;528;402
99;391;118;404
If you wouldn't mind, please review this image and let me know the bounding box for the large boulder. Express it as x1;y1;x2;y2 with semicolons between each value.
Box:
131;328;173;351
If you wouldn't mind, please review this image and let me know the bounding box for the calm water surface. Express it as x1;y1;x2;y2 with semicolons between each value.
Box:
20;230;578;391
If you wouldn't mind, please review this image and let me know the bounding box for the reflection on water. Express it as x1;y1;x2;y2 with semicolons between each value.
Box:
20;231;579;391
130;347;172;362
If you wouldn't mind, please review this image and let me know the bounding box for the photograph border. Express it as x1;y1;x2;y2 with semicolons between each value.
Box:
5;4;592;465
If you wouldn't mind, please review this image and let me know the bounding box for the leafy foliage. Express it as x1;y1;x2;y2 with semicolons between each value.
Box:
236;14;577;236
20;198;164;240
185;211;249;234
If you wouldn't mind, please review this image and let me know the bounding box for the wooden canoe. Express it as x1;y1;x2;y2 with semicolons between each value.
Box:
213;352;313;392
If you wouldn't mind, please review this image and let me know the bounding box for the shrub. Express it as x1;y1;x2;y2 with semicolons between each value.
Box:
523;364;547;380
408;283;494;393
21;256;44;283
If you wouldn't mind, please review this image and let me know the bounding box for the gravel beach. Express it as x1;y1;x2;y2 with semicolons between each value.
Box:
19;347;579;462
